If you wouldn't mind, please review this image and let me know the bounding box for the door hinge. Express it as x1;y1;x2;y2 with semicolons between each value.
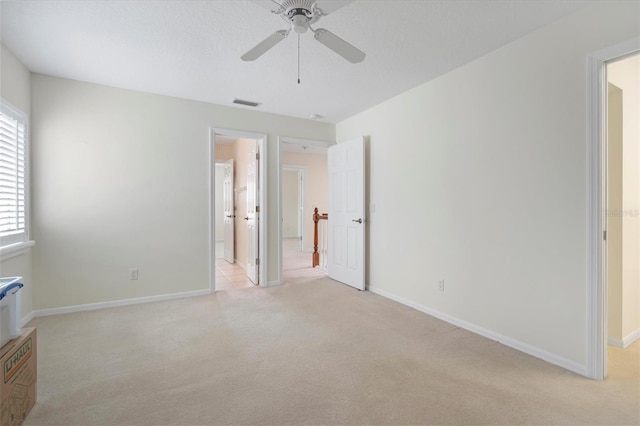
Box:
256;153;260;160
604;230;607;241
256;205;260;213
256;258;260;265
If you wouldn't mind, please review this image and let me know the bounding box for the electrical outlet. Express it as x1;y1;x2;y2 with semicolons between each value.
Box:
438;280;445;291
130;268;139;280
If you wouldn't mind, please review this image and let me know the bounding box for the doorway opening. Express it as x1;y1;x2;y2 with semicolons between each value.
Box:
277;137;333;284
587;39;639;380
210;128;267;292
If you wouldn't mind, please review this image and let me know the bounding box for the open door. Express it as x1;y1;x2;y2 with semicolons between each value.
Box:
223;159;235;264
327;137;365;290
246;142;259;284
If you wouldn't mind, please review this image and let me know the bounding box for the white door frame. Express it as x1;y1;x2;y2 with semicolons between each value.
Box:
586;37;639;380
210;128;268;292
277;136;334;284
246;141;259;284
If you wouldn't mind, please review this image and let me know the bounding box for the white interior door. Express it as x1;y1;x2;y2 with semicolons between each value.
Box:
328;137;365;290
223;159;235;263
246;142;259;284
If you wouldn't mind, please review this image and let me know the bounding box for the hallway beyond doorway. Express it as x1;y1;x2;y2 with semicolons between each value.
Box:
282;237;326;283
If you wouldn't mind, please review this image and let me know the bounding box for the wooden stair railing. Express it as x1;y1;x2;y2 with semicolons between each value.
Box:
312;207;328;268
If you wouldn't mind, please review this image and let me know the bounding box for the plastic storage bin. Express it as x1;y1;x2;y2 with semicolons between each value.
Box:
0;276;24;349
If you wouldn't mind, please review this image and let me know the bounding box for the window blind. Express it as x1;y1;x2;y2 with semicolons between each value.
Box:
0;103;27;243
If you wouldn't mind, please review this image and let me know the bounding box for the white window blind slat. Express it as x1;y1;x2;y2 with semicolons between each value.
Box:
0;100;28;244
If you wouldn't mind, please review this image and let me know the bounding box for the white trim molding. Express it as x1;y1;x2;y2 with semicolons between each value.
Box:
0;240;35;261
30;289;211;319
586;37;640;380
369;285;587;377
20;311;34;327
608;329;640;349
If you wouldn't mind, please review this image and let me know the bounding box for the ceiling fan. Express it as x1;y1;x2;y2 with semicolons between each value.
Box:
241;0;366;64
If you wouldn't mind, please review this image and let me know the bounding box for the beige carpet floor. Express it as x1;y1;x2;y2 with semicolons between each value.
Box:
25;276;639;425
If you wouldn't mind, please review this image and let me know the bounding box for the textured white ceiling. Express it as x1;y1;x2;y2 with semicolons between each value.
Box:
0;0;593;123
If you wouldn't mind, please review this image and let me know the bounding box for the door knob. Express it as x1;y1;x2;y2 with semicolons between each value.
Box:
226;215;236;218
244;217;249;221
352;218;363;224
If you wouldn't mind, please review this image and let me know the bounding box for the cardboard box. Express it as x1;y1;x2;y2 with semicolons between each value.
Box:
0;328;36;426
0;277;24;349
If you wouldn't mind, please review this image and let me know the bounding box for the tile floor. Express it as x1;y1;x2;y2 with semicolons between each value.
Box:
214;259;256;291
214;238;326;291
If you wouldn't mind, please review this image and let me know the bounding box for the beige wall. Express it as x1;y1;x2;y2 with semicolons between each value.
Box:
607;84;624;342
0;43;33;321
215;143;233;162
282;169;301;238
283;151;328;251
336;1;640;369
608;54;640;345
30;74;334;309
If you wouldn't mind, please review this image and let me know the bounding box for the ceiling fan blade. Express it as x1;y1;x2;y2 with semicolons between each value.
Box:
241;30;288;61
314;28;365;63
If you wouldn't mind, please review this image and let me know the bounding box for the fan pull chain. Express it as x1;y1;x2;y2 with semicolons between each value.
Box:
297;33;301;84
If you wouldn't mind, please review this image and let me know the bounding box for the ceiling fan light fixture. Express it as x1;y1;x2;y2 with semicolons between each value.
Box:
292;14;309;33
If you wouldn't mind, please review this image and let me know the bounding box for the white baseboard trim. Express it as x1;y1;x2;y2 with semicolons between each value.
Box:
608;338;624;348
623;329;640;347
31;289;211;319
609;329;640;348
20;311;35;327
265;280;282;287
368;285;587;377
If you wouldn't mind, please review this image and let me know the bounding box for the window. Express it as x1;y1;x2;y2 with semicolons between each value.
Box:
0;100;29;248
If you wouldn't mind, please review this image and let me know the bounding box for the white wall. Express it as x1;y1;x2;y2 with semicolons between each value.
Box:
0;43;33;321
608;54;640;344
30;74;334;310
336;1;640;371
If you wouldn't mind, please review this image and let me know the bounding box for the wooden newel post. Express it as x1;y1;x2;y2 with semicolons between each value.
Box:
313;207;320;267
312;207;328;268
